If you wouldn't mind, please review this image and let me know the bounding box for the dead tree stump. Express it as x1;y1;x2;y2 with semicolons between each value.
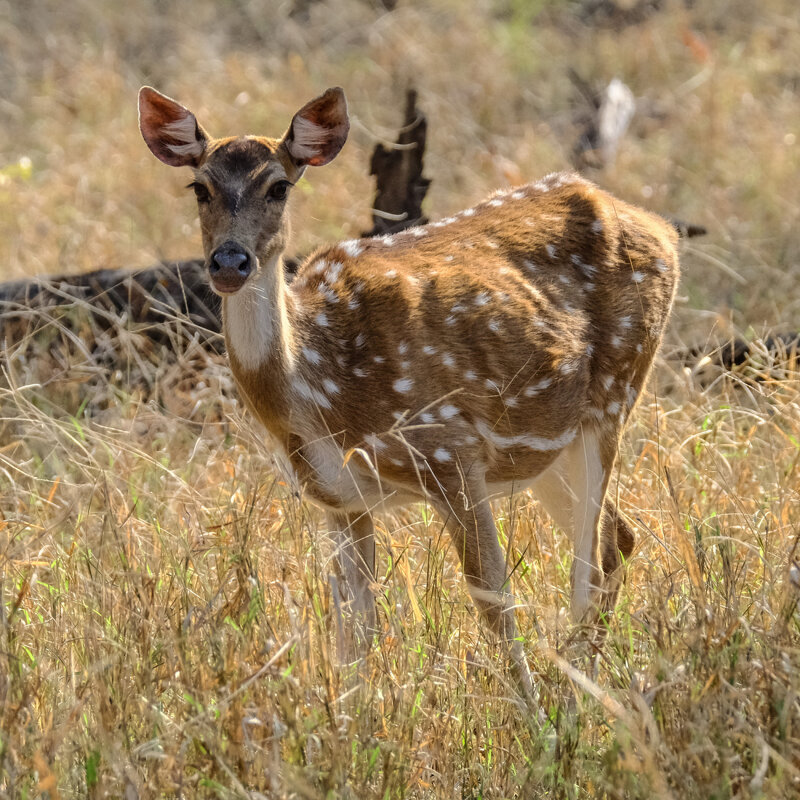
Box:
363;88;430;237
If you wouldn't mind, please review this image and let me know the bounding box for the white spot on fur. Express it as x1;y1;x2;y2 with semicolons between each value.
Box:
348;297;360;310
373;355;385;363
464;370;477;381
433;448;452;463
523;377;552;396
326;261;343;282
486;240;500;249
511;190;525;200
488;319;501;332
504;396;519;407
610;334;623;347
319;285;339;303
380;235;395;246
322;378;340;395
489;199;503;208
602;374;615;390
559;274;571;285
364;433;387;451
423;345;437;356
393;377;414;393
655;258;668;273
353;367;368;378
545;244;556;259
461;208;475;217
440;405;459;420
398;341;408;355
636;343;643;354
571;254;596;276
560;359;579;374
340;240;363;258
631;271;645;283
293;378;332;409
445;315;457;326
619;315;632;329
475;292;490;306
441;352;456;368
315;312;329;327
443;255;454;262
607;400;621;416
420;412;435;424
385;269;397;278
591;219;604;234
302;347;321;365
354;332;366;348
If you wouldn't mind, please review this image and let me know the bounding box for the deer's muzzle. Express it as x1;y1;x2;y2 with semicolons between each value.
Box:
208;242;252;294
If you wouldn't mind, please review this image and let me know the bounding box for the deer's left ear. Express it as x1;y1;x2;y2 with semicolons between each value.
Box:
283;87;350;167
138;87;209;168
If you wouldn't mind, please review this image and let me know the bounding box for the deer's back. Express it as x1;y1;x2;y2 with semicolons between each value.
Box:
280;173;678;499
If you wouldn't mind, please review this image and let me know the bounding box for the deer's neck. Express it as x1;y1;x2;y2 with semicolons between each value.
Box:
222;254;295;374
222;255;299;443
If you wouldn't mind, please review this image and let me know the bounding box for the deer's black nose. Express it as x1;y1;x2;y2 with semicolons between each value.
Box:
211;242;250;274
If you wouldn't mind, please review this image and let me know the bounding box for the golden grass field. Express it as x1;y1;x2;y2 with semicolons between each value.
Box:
1;1;799;797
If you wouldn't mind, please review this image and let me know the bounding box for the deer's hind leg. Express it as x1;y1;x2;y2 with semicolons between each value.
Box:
530;426;628;623
597;498;635;617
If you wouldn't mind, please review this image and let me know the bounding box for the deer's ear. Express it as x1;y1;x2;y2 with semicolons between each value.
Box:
138;87;209;167
283;87;349;167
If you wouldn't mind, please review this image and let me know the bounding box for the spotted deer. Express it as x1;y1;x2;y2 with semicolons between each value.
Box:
139;86;679;693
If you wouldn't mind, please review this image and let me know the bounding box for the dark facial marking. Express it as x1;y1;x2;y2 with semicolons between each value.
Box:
200;138;283;214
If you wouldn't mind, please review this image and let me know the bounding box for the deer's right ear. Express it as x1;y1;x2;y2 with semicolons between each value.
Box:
138;87;209;168
283;87;350;167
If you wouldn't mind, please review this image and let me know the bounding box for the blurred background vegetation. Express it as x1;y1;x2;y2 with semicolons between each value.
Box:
1;0;798;341
1;2;799;797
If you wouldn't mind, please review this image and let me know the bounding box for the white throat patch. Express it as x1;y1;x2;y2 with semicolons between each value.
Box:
224;259;281;371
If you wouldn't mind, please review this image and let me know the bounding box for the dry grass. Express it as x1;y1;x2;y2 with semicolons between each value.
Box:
2;1;800;797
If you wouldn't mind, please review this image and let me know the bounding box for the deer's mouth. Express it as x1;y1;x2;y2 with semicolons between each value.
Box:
209;270;250;295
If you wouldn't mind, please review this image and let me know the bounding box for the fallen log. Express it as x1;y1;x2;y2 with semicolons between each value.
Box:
671;332;800;388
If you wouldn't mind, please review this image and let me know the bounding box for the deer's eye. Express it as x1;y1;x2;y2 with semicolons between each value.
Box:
267;180;291;202
188;181;211;203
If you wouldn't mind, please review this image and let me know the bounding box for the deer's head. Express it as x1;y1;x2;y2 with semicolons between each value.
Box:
138;86;349;295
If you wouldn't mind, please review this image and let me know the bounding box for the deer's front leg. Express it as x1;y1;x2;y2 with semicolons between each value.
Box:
326;510;377;658
434;478;534;700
